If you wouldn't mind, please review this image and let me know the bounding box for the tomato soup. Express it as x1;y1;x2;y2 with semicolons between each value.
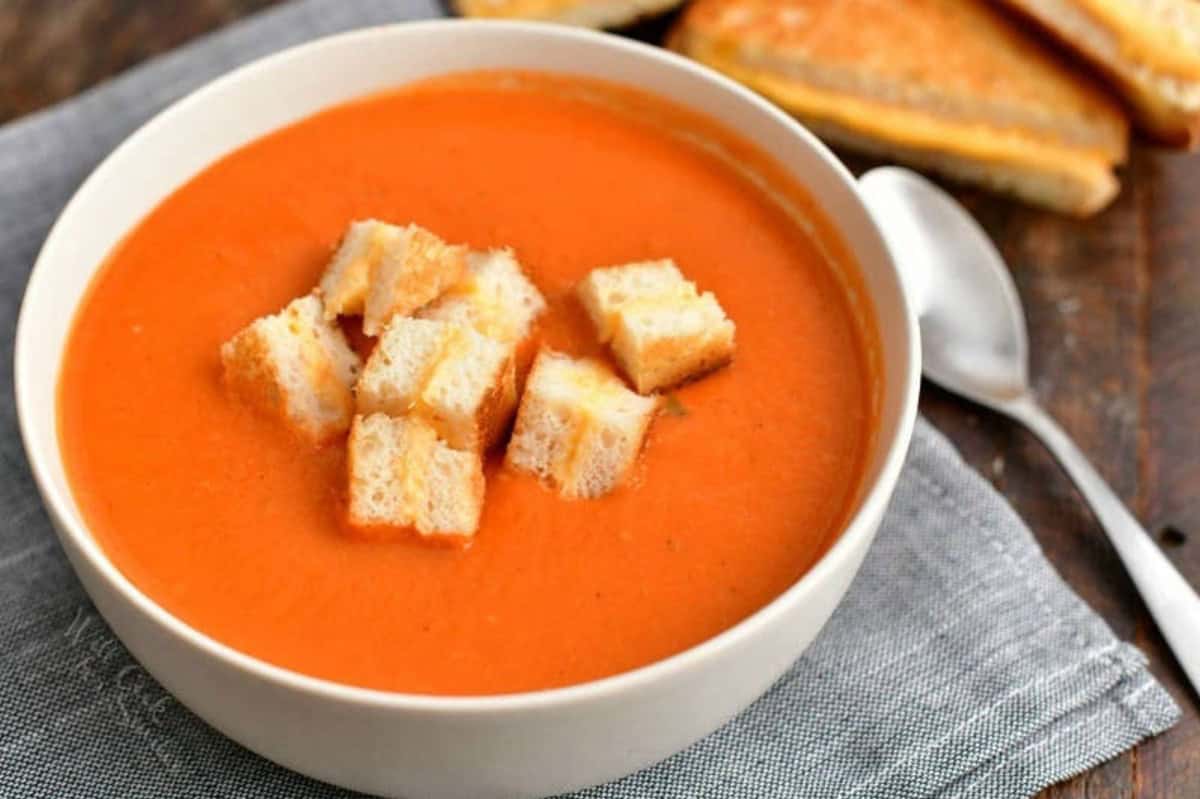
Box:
58;71;879;695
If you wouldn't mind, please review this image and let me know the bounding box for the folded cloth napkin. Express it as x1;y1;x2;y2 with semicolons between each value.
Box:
0;2;1179;797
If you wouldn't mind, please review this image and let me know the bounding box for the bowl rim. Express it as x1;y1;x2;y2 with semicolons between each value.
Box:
15;18;920;715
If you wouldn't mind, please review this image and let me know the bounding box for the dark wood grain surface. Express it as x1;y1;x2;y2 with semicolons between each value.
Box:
1;1;1196;796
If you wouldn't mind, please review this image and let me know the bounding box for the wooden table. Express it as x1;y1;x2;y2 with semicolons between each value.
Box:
2;1;1196;795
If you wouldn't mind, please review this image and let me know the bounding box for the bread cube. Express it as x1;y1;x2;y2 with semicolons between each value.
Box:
319;220;468;330
506;350;659;499
611;292;735;394
576;259;735;393
347;414;484;537
361;224;468;336
318;219;390;319
418;248;547;345
577;259;689;342
220;294;361;443
356;317;517;453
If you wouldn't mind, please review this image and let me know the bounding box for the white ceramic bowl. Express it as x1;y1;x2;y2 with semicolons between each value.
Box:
15;20;919;799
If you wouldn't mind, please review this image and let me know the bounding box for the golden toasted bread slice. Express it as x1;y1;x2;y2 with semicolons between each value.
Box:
994;0;1200;145
669;0;1130;215
453;0;684;28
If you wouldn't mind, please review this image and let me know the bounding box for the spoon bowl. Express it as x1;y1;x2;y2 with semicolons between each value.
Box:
859;166;1028;406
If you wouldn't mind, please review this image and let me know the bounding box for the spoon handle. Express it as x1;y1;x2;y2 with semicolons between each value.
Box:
1004;394;1200;696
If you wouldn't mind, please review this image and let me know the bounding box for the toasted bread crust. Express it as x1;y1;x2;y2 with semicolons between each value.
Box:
802;115;1120;215
1070;0;1200;78
221;325;286;418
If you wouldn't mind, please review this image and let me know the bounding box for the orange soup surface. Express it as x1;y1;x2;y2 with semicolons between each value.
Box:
59;71;879;695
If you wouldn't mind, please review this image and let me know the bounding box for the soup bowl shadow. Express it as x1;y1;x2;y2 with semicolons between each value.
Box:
15;20;920;799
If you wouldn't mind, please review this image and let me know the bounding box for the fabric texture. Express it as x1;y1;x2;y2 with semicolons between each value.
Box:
0;1;1179;797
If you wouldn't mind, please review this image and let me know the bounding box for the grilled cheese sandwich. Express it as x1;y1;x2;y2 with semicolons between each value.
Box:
669;0;1131;215
994;0;1200;144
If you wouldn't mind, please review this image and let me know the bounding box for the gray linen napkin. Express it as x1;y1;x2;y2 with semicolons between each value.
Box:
0;2;1179;797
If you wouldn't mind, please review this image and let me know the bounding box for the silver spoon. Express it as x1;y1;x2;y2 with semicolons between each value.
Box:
858;165;1200;696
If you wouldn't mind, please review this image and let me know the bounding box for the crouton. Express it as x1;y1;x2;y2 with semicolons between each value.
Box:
220;294;361;442
610;293;735;394
361;225;468;336
506;349;659;499
418;248;547;345
347;413;484;537
576;259;689;342
318;219;392;319
356;317;517;453
576;259;735;393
